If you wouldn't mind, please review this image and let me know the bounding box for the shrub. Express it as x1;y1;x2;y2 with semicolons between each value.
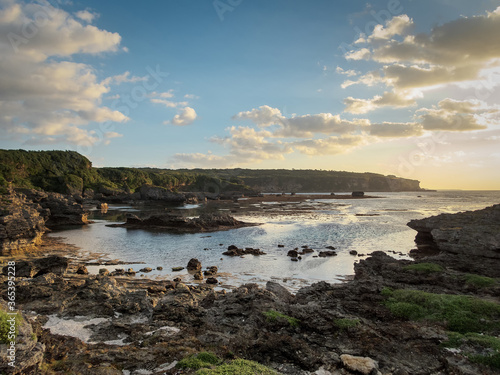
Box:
382;289;500;334
403;263;444;273
443;332;500;370
196;359;278;375
465;274;497;288
0;309;21;344
262;310;300;327
177;352;221;370
334;318;360;330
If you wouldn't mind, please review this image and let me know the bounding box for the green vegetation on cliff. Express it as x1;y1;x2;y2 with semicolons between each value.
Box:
0;149;422;195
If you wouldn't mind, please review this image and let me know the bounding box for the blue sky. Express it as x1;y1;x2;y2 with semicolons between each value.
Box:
1;0;500;189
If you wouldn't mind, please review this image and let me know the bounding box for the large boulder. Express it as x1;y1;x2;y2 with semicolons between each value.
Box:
3;256;69;278
0;191;47;256
408;204;500;259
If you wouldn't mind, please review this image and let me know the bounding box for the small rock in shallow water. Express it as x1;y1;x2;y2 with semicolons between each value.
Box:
318;251;337;257
98;268;109;276
206;277;218;284
76;265;89;275
194;271;203;280
187;258;202;271
156;266;163;271
172;266;184;272
350;250;358;256
140;267;153;273
287;250;299;257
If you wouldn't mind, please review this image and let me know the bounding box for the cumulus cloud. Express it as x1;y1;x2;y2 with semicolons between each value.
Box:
104;71;148;85
344;7;500;91
149;90;189;108
0;0;127;146
336;66;359;77
168;107;197;126
369;122;423;137
344;91;417;114
416;99;497;131
74;10;97;23
293;135;367;155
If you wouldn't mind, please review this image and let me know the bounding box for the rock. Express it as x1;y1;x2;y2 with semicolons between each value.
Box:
8;256;69;278
99;268;110;276
157;266;163;271
266;281;294;302
340;354;378;375
140;267;153;273
0;190;47;256
325;246;336;250
350;250;358;256
172;267;184;272
76;265;89;275
187;258;202;271
223;246;265;256
318;251;337;257
125;268;136;276
278;244;285;248
287;250;299;257
139;184;187;202
352;191;365;197
291;257;299;262
111;268;125;276
194;271;204;280
206;277;218;284
301;248;314;254
408;204;500;259
0;301;45;375
204;266;218;276
108;212;260;233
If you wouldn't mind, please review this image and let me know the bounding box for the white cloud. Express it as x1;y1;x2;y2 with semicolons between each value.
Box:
369;122;423;137
104;71;148;85
344;91;417;114
293;135;367;155
0;1;127;147
168;107;197;126
336;66;359;77
75;10;97;23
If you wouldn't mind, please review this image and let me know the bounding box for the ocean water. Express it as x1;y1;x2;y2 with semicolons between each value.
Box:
49;191;500;291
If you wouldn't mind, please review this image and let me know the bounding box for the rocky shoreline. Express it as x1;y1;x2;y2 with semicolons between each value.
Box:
1;196;500;374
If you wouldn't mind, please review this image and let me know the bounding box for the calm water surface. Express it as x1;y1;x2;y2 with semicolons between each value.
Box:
49;191;500;291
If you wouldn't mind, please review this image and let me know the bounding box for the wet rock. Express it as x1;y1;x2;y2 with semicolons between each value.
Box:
291;258;299;262
125;268;136;276
172;266;184;272
287;250;299;257
111;268;125;276
318;251;337;257
140;267;153;273
266;281;294;302
350;250;358;256
325;246;336;250
156;266;163;271
278;244;285;248
206;277;218;284
204;266;218;276
340;354;378;375
194;271;204;280
223;246;265;256
187;258;202;271
301;248;314;254
76;265;89;275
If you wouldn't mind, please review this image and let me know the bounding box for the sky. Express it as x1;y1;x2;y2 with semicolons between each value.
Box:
0;0;500;190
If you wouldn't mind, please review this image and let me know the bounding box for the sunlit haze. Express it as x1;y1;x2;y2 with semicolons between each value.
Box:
1;0;499;190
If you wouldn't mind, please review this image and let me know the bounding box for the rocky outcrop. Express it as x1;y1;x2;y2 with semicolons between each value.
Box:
109;213;260;233
138;184;188;202
0;192;47;256
408;204;500;259
16;189;89;227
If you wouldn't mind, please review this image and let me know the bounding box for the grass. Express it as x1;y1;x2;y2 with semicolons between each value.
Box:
403;263;444;273
195;359;278;375
262;310;300;327
177;352;221;370
334;318;360;330
465;274;497;288
443;332;500;369
0;309;21;344
382;288;500;334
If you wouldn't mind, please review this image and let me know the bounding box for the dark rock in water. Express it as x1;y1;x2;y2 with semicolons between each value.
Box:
125;268;136;276
0;190;47;256
76;265;89;275
187;258;202;271
194;271;204;280
204;266;218;276
172;266;184;272
301;248;314;254
350;250;358;256
352;191;365;197
278;244;285;248
408;204;500;259
325;246;336;250
111;268;125;276
206;277;218;284
223;246;265;256
287;250;299;257
139;267;153;273
318;251;337;257
291;257;299;262
156;266;163;271
108;212;260;233
6;256;69;278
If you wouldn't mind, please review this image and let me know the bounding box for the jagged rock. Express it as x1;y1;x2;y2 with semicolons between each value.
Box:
139;184;187;202
223;246;266;256
0;191;47;256
0;301;45;375
408;204;500;258
204;266;218;276
340;354;378;375
5;256;69;278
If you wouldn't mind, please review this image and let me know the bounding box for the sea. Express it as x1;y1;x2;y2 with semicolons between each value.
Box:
49;191;500;291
